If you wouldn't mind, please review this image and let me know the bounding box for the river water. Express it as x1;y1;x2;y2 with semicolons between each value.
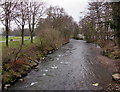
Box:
9;39;115;91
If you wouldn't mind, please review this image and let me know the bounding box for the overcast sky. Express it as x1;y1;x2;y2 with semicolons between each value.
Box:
44;0;89;22
0;0;89;33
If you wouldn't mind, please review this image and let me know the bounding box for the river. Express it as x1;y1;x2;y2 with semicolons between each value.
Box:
9;39;116;91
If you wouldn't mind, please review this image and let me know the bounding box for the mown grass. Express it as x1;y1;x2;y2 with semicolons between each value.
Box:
1;37;46;53
0;36;30;41
2;40;30;48
0;36;31;52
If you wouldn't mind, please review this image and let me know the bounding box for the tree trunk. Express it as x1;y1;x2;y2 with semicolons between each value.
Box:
5;16;9;47
31;32;33;43
5;3;9;47
21;25;24;45
6;26;9;47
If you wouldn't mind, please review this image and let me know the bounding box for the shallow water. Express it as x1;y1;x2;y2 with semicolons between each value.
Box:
9;39;114;90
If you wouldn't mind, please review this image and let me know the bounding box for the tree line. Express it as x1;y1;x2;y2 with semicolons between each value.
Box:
79;1;120;48
0;1;45;46
0;1;77;47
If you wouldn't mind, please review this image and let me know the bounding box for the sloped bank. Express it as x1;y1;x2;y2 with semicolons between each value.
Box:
89;42;120;91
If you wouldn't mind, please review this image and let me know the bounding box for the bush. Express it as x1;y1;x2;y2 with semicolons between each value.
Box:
38;28;64;49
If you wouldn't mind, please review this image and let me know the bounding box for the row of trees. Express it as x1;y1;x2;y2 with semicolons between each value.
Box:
79;1;120;47
0;1;45;46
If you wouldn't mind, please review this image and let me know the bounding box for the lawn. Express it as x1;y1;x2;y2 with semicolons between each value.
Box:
0;36;30;41
1;36;45;54
0;36;38;53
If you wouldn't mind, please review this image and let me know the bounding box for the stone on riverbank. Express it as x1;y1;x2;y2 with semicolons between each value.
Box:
112;73;120;81
19;78;24;82
4;84;10;89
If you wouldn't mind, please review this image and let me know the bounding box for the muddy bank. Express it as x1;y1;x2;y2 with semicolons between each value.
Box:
97;55;120;73
93;45;120;91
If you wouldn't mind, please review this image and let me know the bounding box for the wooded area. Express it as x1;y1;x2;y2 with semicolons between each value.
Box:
79;2;120;48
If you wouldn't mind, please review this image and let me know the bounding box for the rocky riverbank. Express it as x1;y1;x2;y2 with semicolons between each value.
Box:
95;44;120;91
2;40;69;90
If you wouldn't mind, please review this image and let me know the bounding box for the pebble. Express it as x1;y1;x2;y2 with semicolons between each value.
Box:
35;66;39;69
42;57;45;60
43;73;46;76
44;70;48;72
51;66;58;69
56;58;59;60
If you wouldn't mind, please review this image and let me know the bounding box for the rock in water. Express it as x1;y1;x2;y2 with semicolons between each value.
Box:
112;73;120;81
92;83;99;86
34;67;39;71
49;51;52;54
19;78;24;82
4;84;10;89
30;82;38;86
43;73;46;76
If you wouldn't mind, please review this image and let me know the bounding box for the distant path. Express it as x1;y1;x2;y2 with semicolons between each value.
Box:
0;39;29;43
9;39;116;90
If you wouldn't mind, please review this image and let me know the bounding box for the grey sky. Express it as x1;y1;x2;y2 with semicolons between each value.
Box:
44;0;89;22
0;0;89;33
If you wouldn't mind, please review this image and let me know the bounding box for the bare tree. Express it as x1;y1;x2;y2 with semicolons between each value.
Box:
0;1;16;47
14;2;28;45
27;1;45;43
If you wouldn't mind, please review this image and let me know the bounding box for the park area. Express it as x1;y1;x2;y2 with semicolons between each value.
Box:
0;36;30;47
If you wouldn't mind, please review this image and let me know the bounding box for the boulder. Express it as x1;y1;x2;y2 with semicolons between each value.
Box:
34;68;39;71
34;66;39;71
112;73;120;81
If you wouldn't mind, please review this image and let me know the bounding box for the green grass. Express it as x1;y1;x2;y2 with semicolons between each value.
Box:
2;39;32;48
2;37;40;49
0;36;30;41
0;36;35;53
1;36;46;54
